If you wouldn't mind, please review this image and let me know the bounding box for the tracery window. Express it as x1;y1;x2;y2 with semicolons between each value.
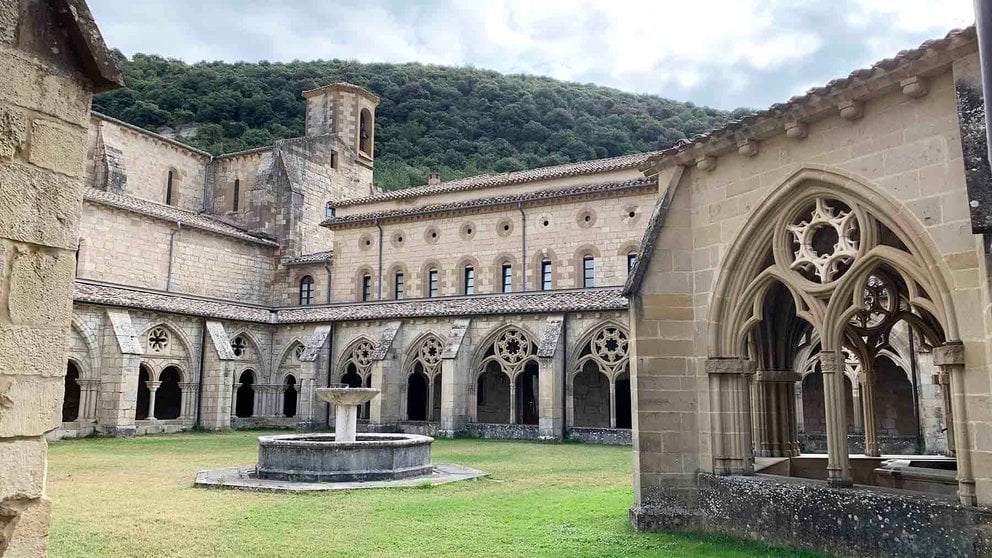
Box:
573;325;630;377
410;335;444;376
294;344;305;361
786;198;859;284
480;328;535;376
231;335;247;357
148;327;169;353
345;339;375;375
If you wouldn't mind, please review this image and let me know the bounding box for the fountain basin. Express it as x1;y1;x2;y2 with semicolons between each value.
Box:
256;433;433;482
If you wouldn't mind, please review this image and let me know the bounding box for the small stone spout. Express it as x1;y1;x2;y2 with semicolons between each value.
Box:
315;384;380;442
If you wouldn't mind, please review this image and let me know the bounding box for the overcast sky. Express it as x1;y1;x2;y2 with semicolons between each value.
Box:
88;0;975;110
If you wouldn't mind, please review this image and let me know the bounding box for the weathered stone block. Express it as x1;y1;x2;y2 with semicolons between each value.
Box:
0;105;26;160
0;375;64;437
7;245;75;326
28;118;85;177
0;163;82;249
0;0;17;46
0;438;46;500
0;324;70;377
0;496;51;558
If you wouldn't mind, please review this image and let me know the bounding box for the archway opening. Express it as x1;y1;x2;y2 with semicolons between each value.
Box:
573;361;609;427
135;365;151;420
874;355;917;437
62;361;81;422
477;362;510;423
515;362;539;425
407;366;429;421
154;366;182;420
615;370;632;429
235;370;255;418
284;376;297;418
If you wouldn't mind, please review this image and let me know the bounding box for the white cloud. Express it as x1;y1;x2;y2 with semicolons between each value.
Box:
87;0;976;109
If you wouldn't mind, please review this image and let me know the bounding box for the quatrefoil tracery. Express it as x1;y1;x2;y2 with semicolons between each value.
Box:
148;328;169;353
786;198;860;284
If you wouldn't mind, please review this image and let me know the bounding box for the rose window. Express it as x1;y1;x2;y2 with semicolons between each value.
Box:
353;341;375;371
419;337;443;369
787;198;859;283
148;328;169;353
495;329;532;366
593;327;628;364
231;336;246;358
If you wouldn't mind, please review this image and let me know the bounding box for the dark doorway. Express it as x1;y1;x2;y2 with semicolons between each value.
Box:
407;366;429;421
235;370;255;418
515;362;539;425
477;362;510;423
615;371;632;429
136;365;151;420
432;372;442;421
284;376;297;418
154;366;182;419
62;361;81;422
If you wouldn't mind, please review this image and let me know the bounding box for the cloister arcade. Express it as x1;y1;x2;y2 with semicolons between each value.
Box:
707;171;971;503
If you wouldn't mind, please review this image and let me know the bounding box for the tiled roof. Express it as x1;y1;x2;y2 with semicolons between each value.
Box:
642;26;977;169
83;188;281;247
75;281;274;323
74;281;627;324
324;177;657;228
277;288;628;324
282;251;334;266
334;151;658;207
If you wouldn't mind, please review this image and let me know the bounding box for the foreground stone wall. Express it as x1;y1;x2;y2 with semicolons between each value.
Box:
0;1;117;554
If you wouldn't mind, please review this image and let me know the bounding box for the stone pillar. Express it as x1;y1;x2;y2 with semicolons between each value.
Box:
820;350;852;487
936;367;956;457
860;365;880;457
609;380;617;429
537;315;565;441
146;381;161;420
509;380;517;425
77;379;100;421
369;359;401;426
427;375;436;422
439;320;471;436
0;2;122;553
706;358;754;475
933;343;975;506
753;370;800;457
851;384;864;435
795;382;805;434
178;382;195;420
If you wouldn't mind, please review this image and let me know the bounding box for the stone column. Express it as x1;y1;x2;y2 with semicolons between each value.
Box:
933;343;975;506
427;375;436;422
795;382;805;434
439;320;471;437
706;358;754;475
230;384;239;417
146;381;161;420
538;356;564;440
609;379;617;429
820;350;852;487
509;379;517;425
753;370;800;457
936;367;956;457
77;379;100;421
860;365;880;457
851;384;864;435
178;382;195;420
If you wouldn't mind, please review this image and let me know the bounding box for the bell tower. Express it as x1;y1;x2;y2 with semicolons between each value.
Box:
302;83;379;169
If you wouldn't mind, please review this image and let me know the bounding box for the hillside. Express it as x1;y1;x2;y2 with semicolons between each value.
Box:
94;52;748;190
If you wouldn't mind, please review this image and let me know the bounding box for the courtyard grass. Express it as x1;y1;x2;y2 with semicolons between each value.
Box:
47;431;826;558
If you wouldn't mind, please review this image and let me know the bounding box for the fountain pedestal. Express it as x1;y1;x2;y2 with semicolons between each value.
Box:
322;386;378;442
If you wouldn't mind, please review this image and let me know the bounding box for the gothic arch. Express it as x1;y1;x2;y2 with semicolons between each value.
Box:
140;320;195;363
336;336;376;382
69;316;99;378
403;332;445;378
568;321;630;381
473;324;539;380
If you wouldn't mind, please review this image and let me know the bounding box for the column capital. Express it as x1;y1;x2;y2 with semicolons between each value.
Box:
818;350;840;373
705;357;754;375
933;342;965;366
146;381;162;390
755;369;801;382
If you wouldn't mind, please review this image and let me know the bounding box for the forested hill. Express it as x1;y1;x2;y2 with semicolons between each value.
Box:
94;52;748;191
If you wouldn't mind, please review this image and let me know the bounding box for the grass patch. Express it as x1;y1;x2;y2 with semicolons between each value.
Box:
47;431;826;557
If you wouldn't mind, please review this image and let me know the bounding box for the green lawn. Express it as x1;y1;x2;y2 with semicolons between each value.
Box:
47;431;824;558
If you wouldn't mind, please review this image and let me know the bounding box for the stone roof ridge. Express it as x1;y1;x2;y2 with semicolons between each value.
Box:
641;25;977;169
302;82;381;105
56;0;124;92
324;176;658;227
282;251;334;266
82;188;280;246
333;151;660;207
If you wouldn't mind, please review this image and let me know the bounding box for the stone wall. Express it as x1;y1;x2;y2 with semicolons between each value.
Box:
0;1;118;554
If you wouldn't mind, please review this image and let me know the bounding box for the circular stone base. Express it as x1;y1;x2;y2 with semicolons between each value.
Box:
256;433;433;482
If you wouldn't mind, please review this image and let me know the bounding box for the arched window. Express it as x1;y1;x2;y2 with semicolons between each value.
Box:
477;328;538;425
325;203;336;219
582;256;595;288
165;170;174;205
154;367;182;420
135;365;151;420
627;253;637;274
464;266;475;295
235;370;255;418
428;268;439;298
62;361;81;422
232;178;240;211
541;259;553;291
571;325;631;429
283;376;298;418
299;275;314;305
501;263;512;293
359;108;372;155
361;274;372;302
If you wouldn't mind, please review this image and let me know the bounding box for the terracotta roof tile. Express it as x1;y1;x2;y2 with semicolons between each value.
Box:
282;251;334;266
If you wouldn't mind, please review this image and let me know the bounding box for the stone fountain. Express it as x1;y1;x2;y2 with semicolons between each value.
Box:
195;384;485;491
255;384;434;482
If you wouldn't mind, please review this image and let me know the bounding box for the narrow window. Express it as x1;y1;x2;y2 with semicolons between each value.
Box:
325;203;336;219
166;170;174;205
627;253;637;274
583;256;595;288
330;152;337;169
541;260;552;291
501;264;512;293
428;269;439;298
359;109;372;155
394;272;405;300
464;266;475;295
232;179;240;212
362;274;372;302
299;275;314;305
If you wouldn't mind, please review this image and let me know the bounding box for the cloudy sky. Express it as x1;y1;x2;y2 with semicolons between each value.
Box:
88;0;974;110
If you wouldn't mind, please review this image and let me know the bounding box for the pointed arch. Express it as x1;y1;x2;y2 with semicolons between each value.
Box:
140;320;195;362
472;323;539;380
